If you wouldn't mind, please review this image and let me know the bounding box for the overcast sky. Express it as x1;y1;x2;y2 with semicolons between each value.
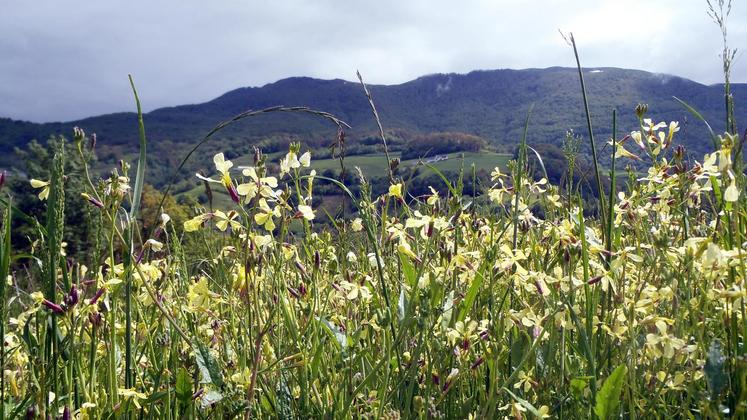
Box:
1;0;745;123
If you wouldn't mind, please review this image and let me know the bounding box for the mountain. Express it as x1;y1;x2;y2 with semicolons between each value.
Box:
1;67;744;182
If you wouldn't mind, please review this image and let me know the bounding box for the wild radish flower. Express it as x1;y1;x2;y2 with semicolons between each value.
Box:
446;318;478;348
280;151;310;176
238;167;278;199
388;183;403;199
145;239;164;252
213;210;242;232
197;153;240;204
184;214;211;232
255;199;280;231
30;179;50;200
405;211;432;239
296;204;315;220
187;277;221;312
645;320;685;359
340;280;372;301
351;218;363;232
118;388;148;409
724;171;739;202
160;213;171;227
514;368;536;393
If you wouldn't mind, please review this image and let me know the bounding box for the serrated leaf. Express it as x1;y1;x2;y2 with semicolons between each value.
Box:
195;342;224;387
594;364;627;420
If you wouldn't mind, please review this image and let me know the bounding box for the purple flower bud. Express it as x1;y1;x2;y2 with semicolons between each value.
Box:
588;275;602;285
89;287;106;305
470;357;485;370
0;170;5;191
226;184;240;204
42;299;65;315
89;312;103;327
64;287;79;308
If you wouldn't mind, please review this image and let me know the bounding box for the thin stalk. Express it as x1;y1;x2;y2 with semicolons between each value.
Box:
569;33;607;226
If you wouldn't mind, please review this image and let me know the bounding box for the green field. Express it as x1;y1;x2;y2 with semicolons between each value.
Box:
309;151;511;178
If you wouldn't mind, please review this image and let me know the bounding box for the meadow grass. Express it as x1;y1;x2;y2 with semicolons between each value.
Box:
0;25;745;420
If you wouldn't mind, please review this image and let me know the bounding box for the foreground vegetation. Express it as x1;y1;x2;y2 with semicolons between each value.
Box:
1;100;745;418
0;5;745;416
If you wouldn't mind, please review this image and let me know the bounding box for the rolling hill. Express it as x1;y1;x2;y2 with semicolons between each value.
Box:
1;67;744;184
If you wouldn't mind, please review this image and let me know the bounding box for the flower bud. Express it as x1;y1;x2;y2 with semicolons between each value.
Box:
42;299;65;315
635;103;648;119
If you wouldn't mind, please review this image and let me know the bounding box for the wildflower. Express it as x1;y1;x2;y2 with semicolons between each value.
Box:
405;211;432;239
238;167;278;199
145;239;164;252
388;183;403;199
255;199;280;231
30;179;50;200
514;368;536;393
340;280;372;301
427;186;440;205
645;320;685;359
724;171;739;202
446;318;478;348
351;218;364;232
187;277;221;312
197;153;240;204
296;204;315;220
184;214;210;232
213;210;242;232
280;150;310;176
118;388;148;409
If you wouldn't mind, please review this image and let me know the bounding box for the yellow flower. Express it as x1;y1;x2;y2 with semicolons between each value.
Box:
30;179;50;200
254;199;280;231
118;388;147;409
213;210;242;232
388;183;403;199
351;218;363;232
237;167;278;199
187;277;221;312
184;214;209;232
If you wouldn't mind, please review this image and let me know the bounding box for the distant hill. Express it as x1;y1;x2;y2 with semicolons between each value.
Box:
1;67;744;183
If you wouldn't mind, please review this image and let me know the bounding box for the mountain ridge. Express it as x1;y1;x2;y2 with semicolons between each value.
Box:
1;66;744;176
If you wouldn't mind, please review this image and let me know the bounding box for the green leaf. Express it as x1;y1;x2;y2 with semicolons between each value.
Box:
195;341;224;388
128;75;148;220
594;364;627;420
175;367;193;403
570;377;590;399
318;317;347;350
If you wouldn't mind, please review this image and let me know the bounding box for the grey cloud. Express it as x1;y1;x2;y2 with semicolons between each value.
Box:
1;0;744;122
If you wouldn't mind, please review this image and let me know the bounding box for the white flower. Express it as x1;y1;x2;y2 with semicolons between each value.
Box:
297;204;315;220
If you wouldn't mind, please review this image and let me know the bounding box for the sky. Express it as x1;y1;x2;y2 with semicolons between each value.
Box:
1;0;745;123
